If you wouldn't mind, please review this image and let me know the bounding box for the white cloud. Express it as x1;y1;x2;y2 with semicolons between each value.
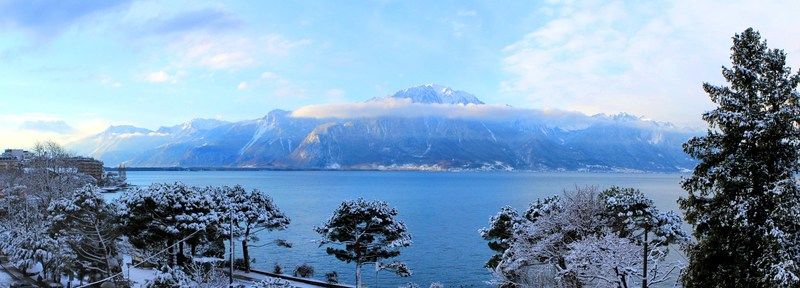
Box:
144;70;175;83
457;10;477;17
446;9;481;38
324;88;346;102
501;0;800;128
97;74;122;87
0;114;108;148
170;33;312;70
237;71;307;98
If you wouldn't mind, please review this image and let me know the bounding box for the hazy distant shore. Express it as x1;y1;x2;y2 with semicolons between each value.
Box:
105;166;684;173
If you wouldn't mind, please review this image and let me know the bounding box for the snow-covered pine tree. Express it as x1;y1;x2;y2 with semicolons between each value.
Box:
601;187;688;287
480;206;522;270
117;183;223;268
48;186;122;282
680;27;800;287
316;198;412;287
220;185;290;272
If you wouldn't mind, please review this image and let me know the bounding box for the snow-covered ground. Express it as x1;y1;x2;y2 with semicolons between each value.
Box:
119;256;319;288
235;270;320;288
0;270;19;287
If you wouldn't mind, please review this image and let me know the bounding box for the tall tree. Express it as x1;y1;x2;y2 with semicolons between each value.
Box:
221;185;290;272
316;198;412;287
680;28;800;287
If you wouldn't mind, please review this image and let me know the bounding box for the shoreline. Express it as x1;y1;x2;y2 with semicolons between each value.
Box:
106;167;690;174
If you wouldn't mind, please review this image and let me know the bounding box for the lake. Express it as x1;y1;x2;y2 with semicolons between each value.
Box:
115;171;688;287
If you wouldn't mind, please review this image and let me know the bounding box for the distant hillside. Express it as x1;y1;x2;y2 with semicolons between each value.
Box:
70;84;698;172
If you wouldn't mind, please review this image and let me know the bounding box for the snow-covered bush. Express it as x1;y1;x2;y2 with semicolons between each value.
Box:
144;266;192;288
293;263;315;278
325;271;338;283
184;260;228;288
250;278;295;288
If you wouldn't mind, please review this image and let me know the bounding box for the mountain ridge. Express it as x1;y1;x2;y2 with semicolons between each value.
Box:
70;84;697;172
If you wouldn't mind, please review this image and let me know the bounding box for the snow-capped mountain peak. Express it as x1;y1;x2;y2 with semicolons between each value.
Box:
375;84;485;105
102;125;152;135
181;118;229;131
156;118;229;134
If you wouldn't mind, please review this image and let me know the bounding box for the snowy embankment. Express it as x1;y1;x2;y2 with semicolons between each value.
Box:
118;256;329;288
0;270;16;286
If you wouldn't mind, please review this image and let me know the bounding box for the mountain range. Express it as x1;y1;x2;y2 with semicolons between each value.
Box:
70;84;698;172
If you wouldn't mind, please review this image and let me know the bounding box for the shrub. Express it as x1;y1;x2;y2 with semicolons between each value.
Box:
325;271;338;284
272;263;283;274
293;263;315;278
233;258;249;270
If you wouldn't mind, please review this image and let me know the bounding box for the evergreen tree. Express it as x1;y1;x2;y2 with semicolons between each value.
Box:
316;198;412;287
221;185;290;272
680;28;800;287
49;186;122;281
118;183;222;267
480;206;522;269
601;187;688;288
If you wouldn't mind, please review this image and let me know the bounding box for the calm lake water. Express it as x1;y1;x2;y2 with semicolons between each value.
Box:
114;171;688;287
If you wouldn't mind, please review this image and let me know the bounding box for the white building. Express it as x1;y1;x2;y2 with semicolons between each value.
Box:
1;149;33;162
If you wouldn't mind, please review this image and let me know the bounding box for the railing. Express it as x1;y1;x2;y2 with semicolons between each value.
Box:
243;268;355;288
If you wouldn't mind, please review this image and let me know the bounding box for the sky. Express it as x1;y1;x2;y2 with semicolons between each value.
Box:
1;0;799;148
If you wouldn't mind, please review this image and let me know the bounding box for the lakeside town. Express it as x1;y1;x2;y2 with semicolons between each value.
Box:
0;148;125;191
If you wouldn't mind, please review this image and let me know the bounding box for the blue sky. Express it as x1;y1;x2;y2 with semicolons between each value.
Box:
1;0;798;147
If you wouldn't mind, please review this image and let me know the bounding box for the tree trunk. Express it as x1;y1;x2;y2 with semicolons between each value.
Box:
355;263;363;288
642;227;649;288
242;239;250;272
178;241;185;266
168;240;175;267
243;226;251;272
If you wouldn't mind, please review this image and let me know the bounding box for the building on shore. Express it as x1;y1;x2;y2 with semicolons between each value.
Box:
0;156;21;172
1;148;105;181
1;149;33;163
65;157;105;181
